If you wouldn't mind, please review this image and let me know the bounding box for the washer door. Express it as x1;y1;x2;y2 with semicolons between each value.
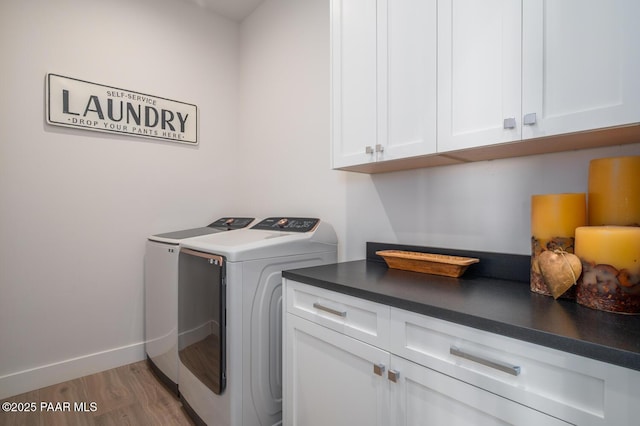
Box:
178;248;226;395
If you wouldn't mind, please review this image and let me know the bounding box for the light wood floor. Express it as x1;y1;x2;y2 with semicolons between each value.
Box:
179;334;221;394
1;360;194;426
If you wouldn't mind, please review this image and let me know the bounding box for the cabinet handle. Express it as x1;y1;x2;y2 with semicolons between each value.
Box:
373;363;385;376
503;117;516;129
388;369;400;383
375;144;384;153
365;146;374;154
523;112;537;125
450;346;521;376
312;302;346;318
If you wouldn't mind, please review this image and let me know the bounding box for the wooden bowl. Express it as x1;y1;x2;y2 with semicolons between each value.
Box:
376;250;479;278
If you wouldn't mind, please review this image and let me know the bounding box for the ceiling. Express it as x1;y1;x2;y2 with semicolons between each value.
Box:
178;0;265;21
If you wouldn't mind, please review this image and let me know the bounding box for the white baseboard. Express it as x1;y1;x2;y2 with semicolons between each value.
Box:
0;341;146;400
178;320;218;349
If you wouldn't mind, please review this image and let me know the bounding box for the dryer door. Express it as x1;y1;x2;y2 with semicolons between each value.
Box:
178;248;226;395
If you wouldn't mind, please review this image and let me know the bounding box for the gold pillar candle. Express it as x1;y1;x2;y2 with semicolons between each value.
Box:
530;193;587;297
588;156;640;226
575;226;640;313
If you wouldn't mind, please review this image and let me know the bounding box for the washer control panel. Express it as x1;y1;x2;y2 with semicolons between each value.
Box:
209;217;255;229
251;217;319;233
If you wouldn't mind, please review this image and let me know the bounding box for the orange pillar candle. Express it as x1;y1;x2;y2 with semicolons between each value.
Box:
588;156;640;226
575;226;640;313
530;193;586;296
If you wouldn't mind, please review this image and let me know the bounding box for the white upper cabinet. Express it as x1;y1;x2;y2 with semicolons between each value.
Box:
437;0;522;152
332;0;437;169
332;0;640;171
438;0;640;154
522;0;640;140
380;0;437;162
331;0;378;168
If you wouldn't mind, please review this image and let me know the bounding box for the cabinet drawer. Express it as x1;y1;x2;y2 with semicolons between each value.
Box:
390;308;613;425
390;354;571;426
284;279;390;349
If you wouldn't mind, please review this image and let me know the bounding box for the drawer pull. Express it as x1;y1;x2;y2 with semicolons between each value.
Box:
373;363;385;376
523;112;537;125
388;369;400;383
450;346;521;376
503;117;516;129
312;302;346;318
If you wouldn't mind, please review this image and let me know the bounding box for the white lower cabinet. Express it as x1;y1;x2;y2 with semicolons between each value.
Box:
389;308;640;426
389;355;569;426
284;314;390;426
285;312;569;426
284;279;640;426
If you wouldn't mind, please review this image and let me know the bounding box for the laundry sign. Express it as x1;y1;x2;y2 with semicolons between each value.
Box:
46;74;198;144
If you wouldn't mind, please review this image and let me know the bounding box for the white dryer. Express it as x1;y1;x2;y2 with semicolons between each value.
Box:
178;217;337;426
144;217;254;395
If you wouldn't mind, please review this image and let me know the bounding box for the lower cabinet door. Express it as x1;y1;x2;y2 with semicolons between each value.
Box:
389;355;572;426
284;314;390;426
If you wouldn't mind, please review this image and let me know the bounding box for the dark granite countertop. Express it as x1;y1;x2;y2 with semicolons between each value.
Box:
282;243;640;372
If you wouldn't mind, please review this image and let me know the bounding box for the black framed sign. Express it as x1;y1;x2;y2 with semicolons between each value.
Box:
46;74;198;144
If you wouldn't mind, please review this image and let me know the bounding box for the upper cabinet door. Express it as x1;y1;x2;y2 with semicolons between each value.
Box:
437;0;522;153
332;0;437;169
331;0;378;168
522;0;640;140
378;0;437;162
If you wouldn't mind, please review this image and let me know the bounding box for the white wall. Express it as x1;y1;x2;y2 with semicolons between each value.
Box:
0;0;240;398
238;0;640;262
237;0;348;239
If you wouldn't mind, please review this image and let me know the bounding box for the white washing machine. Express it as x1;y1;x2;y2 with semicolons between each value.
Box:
144;217;255;395
177;217;337;426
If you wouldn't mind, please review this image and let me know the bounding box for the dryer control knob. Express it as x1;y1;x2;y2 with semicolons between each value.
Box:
276;218;289;228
